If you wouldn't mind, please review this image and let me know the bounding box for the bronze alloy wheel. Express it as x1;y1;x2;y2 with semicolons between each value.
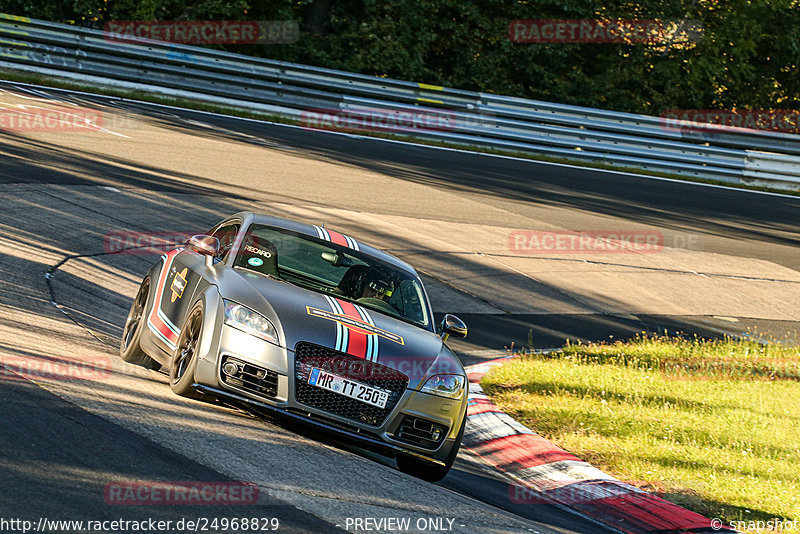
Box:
170;304;204;398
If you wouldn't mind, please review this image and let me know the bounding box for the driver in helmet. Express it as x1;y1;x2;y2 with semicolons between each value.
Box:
360;269;394;301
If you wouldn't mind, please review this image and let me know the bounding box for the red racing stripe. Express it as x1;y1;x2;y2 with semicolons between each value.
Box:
151;317;177;344
467;398;504;416
470;434;581;470
147;249;181;346
575;492;718;532
467;371;490;382
326;230;349;247
335;299;367;358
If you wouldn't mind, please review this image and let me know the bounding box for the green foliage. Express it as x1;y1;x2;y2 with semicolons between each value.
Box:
2;0;797;114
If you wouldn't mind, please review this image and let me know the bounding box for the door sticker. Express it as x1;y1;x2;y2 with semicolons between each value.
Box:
170;268;188;302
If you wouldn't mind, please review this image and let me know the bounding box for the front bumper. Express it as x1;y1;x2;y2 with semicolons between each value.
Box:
194;324;466;462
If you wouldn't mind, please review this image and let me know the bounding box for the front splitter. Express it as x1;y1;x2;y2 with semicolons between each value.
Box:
192;384;446;467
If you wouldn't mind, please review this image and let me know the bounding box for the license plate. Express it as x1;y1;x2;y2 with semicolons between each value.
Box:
307;368;389;409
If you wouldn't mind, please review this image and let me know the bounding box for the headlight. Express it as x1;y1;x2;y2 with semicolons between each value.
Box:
421;374;465;399
223;300;279;345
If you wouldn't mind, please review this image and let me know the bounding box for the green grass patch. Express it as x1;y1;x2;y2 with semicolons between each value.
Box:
481;335;800;528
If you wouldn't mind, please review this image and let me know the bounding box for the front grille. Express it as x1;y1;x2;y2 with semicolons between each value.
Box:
220;355;279;399
293;342;409;427
393;416;448;449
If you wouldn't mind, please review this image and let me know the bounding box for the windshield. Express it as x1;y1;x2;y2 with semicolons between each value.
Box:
232;224;431;328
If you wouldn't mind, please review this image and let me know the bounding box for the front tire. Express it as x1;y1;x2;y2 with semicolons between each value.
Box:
120;277;160;370
397;414;467;482
170;302;204;399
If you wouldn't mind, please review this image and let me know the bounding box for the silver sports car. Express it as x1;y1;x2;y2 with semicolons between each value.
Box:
120;212;469;481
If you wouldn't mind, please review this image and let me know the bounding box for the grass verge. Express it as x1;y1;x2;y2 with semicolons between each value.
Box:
481;335;800;529
1;68;797;197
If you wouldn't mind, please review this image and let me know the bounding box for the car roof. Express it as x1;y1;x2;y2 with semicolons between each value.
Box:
229;212;418;275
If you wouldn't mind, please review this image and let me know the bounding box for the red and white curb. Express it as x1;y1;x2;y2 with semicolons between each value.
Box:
462;357;734;534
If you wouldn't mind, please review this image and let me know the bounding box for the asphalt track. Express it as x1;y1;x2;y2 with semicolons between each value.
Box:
1;81;798;533
1;376;340;533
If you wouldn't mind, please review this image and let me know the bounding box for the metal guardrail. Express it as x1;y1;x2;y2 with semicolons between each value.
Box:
1;13;799;191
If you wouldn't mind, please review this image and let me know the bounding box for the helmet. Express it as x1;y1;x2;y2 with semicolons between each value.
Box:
363;269;394;298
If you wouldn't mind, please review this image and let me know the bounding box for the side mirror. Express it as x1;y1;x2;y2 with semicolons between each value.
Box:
186;235;220;267
440;314;467;342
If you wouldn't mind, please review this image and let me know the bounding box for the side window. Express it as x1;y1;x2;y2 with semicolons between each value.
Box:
210;223;240;261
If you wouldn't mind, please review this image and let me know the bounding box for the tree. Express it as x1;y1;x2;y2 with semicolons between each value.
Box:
3;0;796;114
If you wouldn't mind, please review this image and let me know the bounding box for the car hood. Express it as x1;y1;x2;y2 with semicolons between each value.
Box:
218;268;463;384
